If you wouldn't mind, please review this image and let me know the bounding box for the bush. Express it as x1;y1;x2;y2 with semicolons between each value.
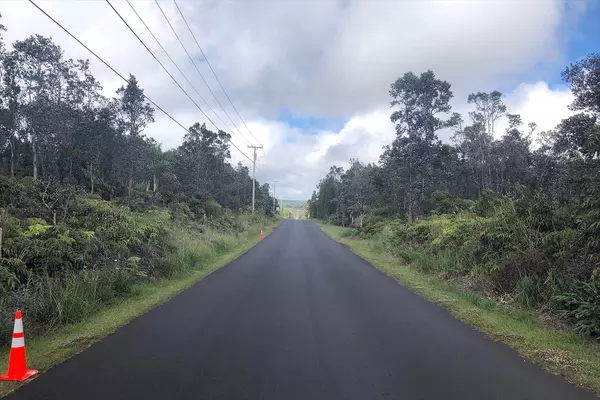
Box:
540;229;577;262
0;178;269;344
424;190;474;215
370;224;396;254
555;277;600;338
515;275;545;308
339;228;354;238
489;250;550;294
22;268;139;334
473;189;505;217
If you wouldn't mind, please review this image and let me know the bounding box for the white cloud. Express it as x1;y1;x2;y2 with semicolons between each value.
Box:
0;0;587;199
500;82;574;136
248;110;395;199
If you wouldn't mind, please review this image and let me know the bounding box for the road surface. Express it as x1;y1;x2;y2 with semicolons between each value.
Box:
6;220;597;399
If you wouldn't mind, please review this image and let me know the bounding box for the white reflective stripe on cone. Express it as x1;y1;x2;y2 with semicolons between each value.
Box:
13;318;23;334
11;337;25;348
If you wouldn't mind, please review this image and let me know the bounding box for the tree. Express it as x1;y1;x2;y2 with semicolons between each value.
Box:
453;91;507;194
115;75;154;198
562;53;600;117
385;70;457;221
0;25;265;219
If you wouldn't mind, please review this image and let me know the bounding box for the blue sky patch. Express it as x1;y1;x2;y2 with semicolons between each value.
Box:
277;109;348;134
496;2;600;95
564;1;600;65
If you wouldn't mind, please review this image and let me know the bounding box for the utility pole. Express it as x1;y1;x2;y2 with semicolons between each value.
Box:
272;180;278;214
248;146;263;213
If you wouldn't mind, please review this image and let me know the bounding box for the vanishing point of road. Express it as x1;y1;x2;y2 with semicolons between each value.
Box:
6;220;597;399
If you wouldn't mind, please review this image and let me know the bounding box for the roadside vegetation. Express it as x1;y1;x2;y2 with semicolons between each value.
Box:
0;182;277;346
309;54;600;391
0;11;278;388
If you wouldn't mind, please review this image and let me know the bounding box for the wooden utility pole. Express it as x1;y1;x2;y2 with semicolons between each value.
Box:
272;180;278;214
248;146;263;213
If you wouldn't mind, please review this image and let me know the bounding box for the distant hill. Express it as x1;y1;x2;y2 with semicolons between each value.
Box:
282;200;305;209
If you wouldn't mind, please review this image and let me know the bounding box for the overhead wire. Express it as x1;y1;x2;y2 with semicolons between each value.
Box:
172;0;266;157
27;0;195;143
153;0;255;149
104;0;253;162
125;0;246;146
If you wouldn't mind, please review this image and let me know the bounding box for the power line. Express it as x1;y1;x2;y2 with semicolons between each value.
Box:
105;0;252;162
28;0;193;141
172;0;265;156
154;0;254;148
126;0;246;146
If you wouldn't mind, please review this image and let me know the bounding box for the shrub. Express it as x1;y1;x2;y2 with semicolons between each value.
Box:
515;275;545;308
540;229;577;262
22;268;138;334
555;277;600;339
473;189;505;217
424;190;474;215
339;228;354;238
490;250;550;294
370;224;396;254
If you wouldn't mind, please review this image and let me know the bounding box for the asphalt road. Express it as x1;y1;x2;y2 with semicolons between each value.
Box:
6;220;597;400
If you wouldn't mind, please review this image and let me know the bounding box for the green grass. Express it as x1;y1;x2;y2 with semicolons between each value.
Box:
315;221;600;395
0;219;280;397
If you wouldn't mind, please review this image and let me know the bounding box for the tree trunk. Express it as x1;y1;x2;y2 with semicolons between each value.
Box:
0;208;5;258
32;133;38;181
407;164;413;223
480;164;485;191
495;169;499;192
145;181;150;192
89;161;94;195
128;169;133;199
153;173;158;193
52;211;57;225
8;139;15;178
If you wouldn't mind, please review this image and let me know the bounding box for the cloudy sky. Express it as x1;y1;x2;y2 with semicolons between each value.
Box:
2;0;599;199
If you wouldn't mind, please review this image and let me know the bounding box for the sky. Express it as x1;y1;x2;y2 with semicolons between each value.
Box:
2;0;598;200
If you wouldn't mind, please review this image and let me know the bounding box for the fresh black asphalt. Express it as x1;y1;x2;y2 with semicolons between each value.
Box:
6;220;598;399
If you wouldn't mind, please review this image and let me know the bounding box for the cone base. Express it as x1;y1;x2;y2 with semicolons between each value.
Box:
0;369;38;382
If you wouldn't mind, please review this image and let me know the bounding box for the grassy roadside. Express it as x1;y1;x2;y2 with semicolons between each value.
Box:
0;219;280;397
315;221;600;395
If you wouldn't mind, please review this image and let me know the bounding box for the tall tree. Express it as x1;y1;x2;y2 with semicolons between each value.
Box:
386;70;458;221
115;75;154;198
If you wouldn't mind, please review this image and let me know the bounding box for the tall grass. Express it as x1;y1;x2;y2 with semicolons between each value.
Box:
345;201;600;339
0;216;272;345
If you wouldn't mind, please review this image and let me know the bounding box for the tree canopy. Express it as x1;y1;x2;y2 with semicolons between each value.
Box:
310;54;600;229
0;21;274;217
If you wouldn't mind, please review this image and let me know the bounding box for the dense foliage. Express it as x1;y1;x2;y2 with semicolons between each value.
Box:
0;16;275;342
309;56;600;338
0;16;274;214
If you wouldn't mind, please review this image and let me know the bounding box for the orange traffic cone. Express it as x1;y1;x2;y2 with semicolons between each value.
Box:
0;310;38;381
260;230;264;239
